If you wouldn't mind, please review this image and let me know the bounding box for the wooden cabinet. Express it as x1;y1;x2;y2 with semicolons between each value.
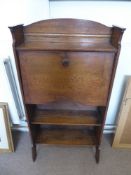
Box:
9;19;125;163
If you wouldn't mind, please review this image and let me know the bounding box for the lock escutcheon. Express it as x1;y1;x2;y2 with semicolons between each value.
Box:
62;53;69;67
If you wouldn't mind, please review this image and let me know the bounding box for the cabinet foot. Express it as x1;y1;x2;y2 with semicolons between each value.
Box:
32;145;37;162
95;146;100;163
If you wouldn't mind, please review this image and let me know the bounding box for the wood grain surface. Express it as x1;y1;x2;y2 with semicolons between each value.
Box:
31;108;101;126
19;51;114;105
36;125;96;145
9;18;125;162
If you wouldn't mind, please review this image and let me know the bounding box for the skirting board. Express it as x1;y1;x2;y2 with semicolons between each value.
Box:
12;124;116;133
104;124;116;133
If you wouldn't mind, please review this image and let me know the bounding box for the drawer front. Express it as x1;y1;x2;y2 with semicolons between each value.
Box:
19;51;114;105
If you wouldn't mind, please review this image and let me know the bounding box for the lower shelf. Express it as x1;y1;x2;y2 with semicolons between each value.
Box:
35;126;97;146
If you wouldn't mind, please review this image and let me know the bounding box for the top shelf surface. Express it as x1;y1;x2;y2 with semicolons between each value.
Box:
16;41;117;52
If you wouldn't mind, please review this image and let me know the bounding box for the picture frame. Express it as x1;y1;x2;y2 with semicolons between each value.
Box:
113;77;131;148
0;103;14;153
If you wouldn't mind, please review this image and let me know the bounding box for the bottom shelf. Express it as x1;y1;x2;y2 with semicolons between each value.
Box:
35;126;97;146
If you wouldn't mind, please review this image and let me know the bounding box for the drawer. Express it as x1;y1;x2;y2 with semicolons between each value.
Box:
18;51;115;106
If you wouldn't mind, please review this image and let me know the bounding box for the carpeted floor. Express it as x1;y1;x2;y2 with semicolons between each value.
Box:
0;131;131;175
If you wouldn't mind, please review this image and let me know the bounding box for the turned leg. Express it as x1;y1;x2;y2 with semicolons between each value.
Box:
95;145;100;163
32;144;37;162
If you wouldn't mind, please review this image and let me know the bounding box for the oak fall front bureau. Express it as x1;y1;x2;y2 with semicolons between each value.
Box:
9;19;125;163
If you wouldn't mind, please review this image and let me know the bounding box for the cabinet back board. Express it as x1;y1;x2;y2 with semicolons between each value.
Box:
24;19;112;35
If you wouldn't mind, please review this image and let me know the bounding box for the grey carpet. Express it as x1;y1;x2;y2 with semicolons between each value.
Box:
0;131;131;175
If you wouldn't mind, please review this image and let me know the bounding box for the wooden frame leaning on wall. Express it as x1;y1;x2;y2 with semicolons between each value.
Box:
0;103;14;153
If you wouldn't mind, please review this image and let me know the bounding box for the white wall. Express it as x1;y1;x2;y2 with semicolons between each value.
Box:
0;0;49;124
0;0;131;126
50;1;131;125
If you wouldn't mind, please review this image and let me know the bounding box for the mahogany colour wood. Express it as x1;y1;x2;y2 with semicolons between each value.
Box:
24;19;111;34
31;109;101;126
36;126;96;146
9;19;125;163
19;51;114;105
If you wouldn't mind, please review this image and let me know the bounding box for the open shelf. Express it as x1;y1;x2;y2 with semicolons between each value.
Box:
31;108;102;126
35;126;96;145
